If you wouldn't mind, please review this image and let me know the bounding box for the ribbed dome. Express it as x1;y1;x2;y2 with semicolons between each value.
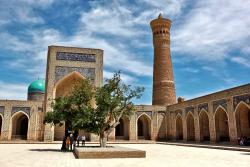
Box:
28;80;45;93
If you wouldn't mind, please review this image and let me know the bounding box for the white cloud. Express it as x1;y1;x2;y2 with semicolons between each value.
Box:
103;71;137;84
139;0;187;17
181;67;199;73
231;57;250;68
0;81;27;100
172;0;250;61
80;1;145;37
0;0;55;25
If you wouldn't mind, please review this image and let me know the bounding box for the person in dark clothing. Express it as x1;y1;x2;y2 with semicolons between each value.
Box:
69;133;74;151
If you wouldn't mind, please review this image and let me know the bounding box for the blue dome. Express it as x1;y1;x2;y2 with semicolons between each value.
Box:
28;80;45;93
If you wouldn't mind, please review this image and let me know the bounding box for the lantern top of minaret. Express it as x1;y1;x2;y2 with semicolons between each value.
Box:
150;13;171;28
158;13;163;19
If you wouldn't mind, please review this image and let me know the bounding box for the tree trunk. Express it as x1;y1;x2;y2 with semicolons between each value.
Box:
100;132;107;148
61;121;69;150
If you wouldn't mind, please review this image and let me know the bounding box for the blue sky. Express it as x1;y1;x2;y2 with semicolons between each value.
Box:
0;0;249;104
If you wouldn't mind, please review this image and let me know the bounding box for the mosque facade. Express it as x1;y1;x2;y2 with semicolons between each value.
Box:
0;15;249;144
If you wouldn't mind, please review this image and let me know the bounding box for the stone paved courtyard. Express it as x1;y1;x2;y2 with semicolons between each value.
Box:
0;144;249;167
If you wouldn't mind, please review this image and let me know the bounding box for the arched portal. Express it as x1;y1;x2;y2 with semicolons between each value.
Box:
12;112;29;140
0;115;2;138
215;107;229;142
199;111;210;141
176;115;183;140
137;114;151;140
115;117;130;140
186;113;195;141
54;71;86;141
235;102;250;138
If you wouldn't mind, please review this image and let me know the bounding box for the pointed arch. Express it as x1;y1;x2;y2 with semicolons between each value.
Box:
214;106;229;142
137;113;151;140
199;110;210;141
54;71;86;98
186;112;195;141
115;117;130;140
11;111;29;140
53;71;86;141
214;105;228;118
176;114;183;140
235;101;250;138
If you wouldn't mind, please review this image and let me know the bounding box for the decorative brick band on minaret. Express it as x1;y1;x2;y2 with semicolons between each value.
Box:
150;14;176;105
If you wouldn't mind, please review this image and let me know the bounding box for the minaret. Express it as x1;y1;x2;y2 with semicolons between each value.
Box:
150;14;176;105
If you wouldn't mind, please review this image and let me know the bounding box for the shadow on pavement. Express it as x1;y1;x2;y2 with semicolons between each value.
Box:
240;152;250;155
29;149;72;153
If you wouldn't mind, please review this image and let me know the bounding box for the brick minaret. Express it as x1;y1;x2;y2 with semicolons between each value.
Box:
150;14;176;105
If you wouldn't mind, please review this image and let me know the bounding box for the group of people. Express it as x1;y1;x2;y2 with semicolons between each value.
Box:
62;132;86;151
238;136;250;146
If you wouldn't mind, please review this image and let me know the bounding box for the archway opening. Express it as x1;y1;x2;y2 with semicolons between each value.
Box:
235;103;250;138
0;115;2;137
115;118;130;140
137;114;151;140
215;107;229;142
186;113;195;141
176;115;183;140
157;114;166;140
199;111;210;141
12;112;29;140
54;72;86;141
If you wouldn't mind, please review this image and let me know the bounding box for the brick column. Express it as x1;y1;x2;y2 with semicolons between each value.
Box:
1;104;11;140
151;111;158;141
208;102;216;143
44;124;54;142
183;112;187;141
227;97;237;143
129;113;137;141
194;106;200;142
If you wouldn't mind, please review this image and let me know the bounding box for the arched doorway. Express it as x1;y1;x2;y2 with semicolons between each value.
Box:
235;102;250;138
115;118;130;140
186;113;195;141
137;114;151;140
157;114;166;140
12;112;29;140
54;72;86;141
0;115;2;138
215;107;229;142
176;115;183;140
199;111;210;141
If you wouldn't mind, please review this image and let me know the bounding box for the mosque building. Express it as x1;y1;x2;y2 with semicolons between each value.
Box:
0;14;249;144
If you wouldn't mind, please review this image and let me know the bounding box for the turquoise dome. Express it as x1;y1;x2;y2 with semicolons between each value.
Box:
28;80;45;93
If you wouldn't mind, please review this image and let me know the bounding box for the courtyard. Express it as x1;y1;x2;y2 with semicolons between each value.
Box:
0;143;249;167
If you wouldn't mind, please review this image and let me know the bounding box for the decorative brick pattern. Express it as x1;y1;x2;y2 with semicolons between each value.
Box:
11;107;30;117
213;99;227;112
137;111;152;118
185;106;194;115
56;52;96;62
198;103;208;114
55;66;95;83
175;109;182;116
233;94;250;110
151;15;176;105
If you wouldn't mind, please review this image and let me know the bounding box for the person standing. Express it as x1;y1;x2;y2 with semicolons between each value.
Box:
82;134;86;146
66;136;70;150
77;135;80;147
69;133;74;151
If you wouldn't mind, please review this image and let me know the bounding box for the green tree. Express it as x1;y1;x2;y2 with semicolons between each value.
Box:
44;72;144;148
